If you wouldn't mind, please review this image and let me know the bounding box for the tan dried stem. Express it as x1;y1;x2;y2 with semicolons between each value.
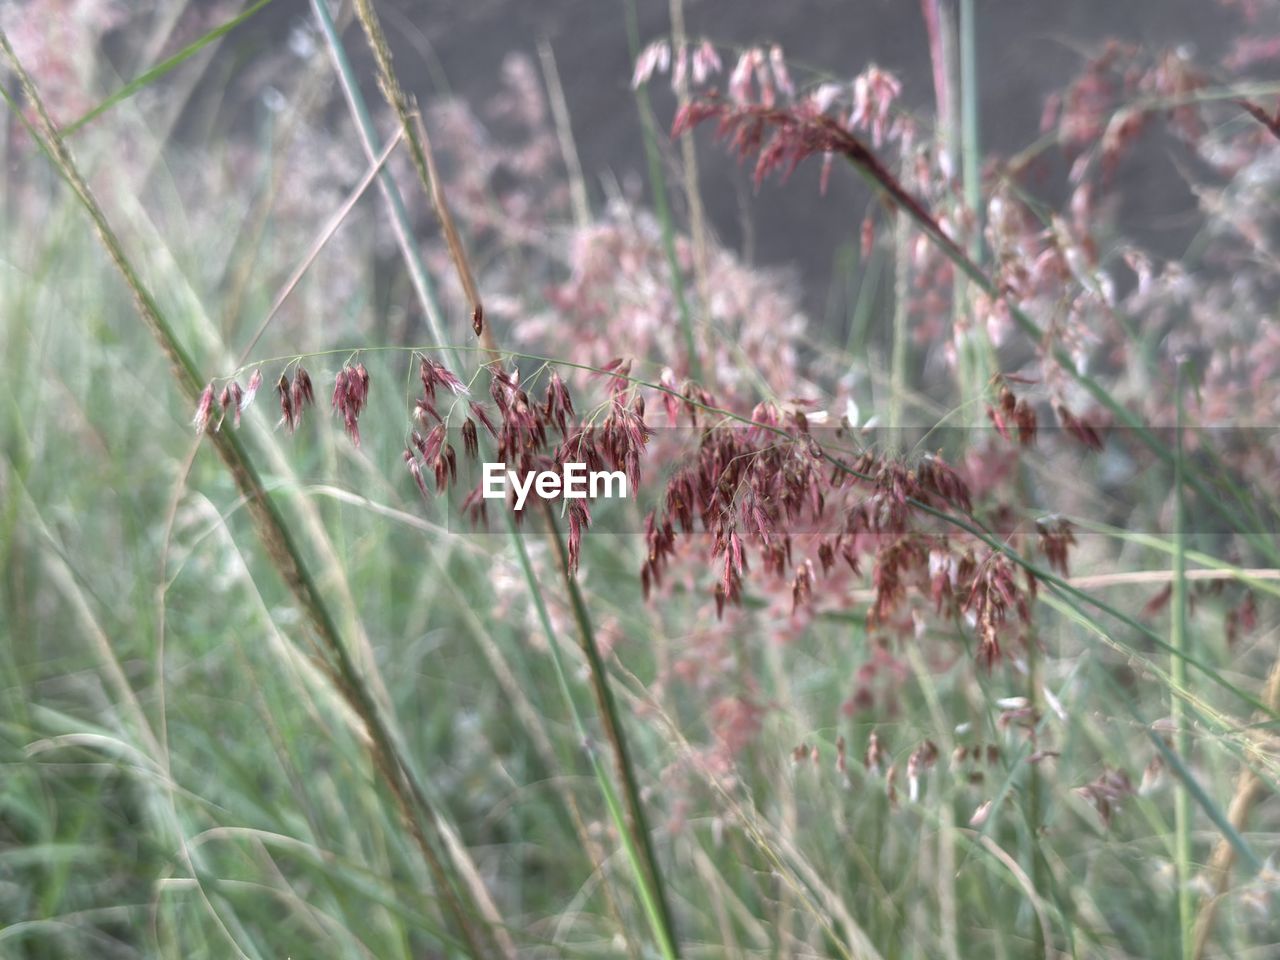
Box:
351;0;492;355
537;39;591;232
1191;649;1280;959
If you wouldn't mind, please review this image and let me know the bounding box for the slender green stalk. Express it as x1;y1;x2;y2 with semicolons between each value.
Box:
1172;362;1194;960
888;155;911;451
310;0;455;365
0;30;490;959
955;0;994;421
959;0;981;251
348;0;490;358
511;516;680;960
667;0;714;380
333;3;681;952
624;0;700;381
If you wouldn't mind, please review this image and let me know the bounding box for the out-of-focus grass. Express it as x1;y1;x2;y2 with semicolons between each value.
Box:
1;3;1279;959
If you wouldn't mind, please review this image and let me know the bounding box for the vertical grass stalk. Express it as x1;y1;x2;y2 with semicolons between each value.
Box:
888;157;912;452
624;0;701;381
955;0;991;424
1172;361;1193;960
335;2;681;952
0;30;493;958
513;514;681;960
311;0;455;361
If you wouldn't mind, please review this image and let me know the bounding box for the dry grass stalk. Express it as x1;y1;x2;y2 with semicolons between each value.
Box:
0;27;494;960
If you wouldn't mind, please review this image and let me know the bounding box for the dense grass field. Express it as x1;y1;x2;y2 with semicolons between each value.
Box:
3;1;1280;957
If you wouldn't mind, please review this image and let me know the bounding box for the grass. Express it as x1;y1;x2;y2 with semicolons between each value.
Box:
3;2;1279;959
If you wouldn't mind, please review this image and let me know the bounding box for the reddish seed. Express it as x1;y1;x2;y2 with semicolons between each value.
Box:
193;384;215;434
244;369;263;409
216;386;232;432
462;418;479;459
332;364;370;446
405;449;429;499
295;367;315;407
289;379;305;428
277;375;295;433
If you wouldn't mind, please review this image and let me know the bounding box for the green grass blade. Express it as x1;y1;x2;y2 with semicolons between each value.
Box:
1172;362;1194;959
64;0;277;136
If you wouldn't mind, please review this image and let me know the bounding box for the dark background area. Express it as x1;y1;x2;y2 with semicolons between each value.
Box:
234;0;1275;319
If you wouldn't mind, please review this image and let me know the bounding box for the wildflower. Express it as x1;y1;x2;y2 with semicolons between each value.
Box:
631;39;670;89
672;90;954;259
864;730;885;775
284;366;315;430
462;418;479;459
792;557;814;612
965;554;1026;670
768;46;794;100
213;385;230;424
277;375;295;432
969;800;993;827
753;48;776;107
469;400;499;438
811;82;843;114
1075;767;1135;828
193;384;215;434
918;454;973;513
849;65;902;148
414;424;446;464
242;369;263;411
433;443;457;492
987;384;1037;447
1056;404;1104;451
565;499;590;573
907;740;939;802
690;40;721;85
1036;516;1077;575
405;448;429;499
544;369;575;437
1139;755;1167;795
728;49;760;105
460;487;488;526
227;381;245;428
419;355;468;399
332;363;371;446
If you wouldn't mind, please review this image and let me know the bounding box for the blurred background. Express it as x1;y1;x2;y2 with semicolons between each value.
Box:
4;1;1280;958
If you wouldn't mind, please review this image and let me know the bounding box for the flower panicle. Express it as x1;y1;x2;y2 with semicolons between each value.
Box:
194;368;268;435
